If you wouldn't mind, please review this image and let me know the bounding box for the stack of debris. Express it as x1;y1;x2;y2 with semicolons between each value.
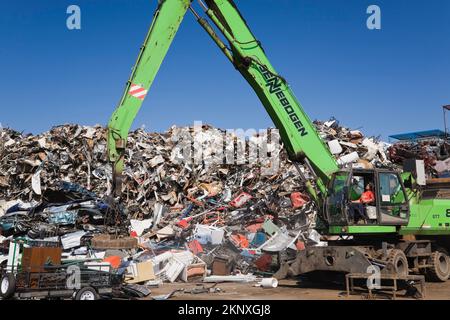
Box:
0;119;395;299
388;139;450;178
314;118;391;169
0;120;392;208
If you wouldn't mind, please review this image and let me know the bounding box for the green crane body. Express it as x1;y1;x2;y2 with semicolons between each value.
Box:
108;0;450;279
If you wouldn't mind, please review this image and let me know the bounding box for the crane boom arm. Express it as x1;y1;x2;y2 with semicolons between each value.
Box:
107;0;339;199
107;0;190;193
200;0;338;195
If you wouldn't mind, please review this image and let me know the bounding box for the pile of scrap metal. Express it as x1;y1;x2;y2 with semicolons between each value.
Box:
388;139;450;178
314;118;391;169
0;120;391;210
0;181;126;239
0;119;393;298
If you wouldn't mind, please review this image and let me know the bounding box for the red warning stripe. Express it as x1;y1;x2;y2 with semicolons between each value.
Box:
128;84;148;101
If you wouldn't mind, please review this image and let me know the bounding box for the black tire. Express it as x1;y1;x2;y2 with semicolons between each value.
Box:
74;286;99;300
426;251;450;282
385;249;409;277
0;273;16;299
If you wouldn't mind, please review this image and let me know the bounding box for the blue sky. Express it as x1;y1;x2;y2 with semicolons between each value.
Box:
0;0;449;140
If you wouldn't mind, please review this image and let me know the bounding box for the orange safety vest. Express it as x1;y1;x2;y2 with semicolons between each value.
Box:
360;191;375;203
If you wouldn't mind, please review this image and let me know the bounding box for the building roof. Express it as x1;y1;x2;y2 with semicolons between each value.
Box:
389;129;446;141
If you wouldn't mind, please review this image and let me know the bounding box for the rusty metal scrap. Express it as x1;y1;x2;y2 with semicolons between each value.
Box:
0;119;399;298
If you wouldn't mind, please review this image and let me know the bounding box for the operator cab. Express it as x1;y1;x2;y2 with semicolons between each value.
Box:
325;168;410;227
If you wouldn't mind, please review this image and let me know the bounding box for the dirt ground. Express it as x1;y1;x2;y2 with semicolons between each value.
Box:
145;277;450;300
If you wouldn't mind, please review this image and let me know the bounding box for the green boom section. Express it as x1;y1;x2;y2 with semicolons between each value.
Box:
107;0;339;198
107;0;190;187
202;0;339;190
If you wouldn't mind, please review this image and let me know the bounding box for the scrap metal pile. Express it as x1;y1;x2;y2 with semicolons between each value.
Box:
316;118;391;169
388;138;450;178
0;119;394;298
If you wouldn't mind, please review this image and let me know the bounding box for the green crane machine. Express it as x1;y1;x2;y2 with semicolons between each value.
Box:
107;0;450;282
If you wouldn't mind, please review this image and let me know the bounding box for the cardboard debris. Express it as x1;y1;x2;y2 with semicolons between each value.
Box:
126;260;156;284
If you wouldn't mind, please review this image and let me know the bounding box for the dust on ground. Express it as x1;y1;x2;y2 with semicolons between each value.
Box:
144;278;450;300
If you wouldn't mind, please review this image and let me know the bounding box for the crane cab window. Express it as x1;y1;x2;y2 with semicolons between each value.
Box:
350;176;364;200
326;172;350;225
348;172;377;224
349;175;375;203
379;173;405;205
377;172;409;223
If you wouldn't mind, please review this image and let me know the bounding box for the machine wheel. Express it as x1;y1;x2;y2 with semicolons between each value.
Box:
385;249;409;277
426;251;450;282
0;273;16;299
75;286;99;300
